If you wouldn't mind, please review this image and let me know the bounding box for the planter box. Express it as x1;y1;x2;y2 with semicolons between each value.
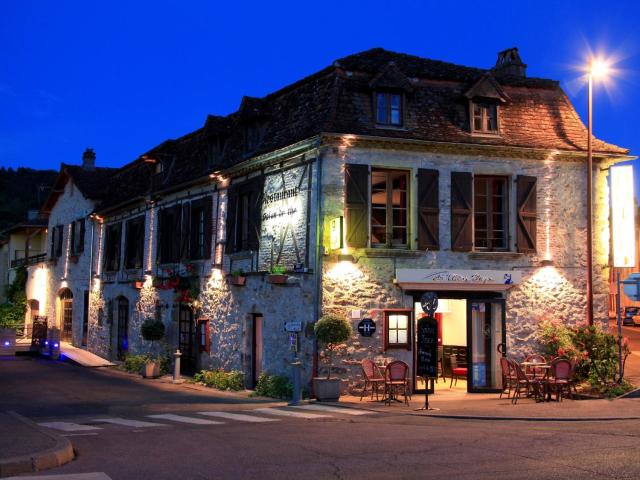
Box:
133;281;144;289
267;274;288;285
313;377;342;402
228;276;247;286
141;362;161;379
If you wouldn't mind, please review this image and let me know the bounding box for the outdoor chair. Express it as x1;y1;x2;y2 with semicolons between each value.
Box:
499;356;516;399
437;345;446;382
360;359;385;401
384;360;410;406
548;358;574;402
511;359;541;404
523;354;547;378
449;354;468;388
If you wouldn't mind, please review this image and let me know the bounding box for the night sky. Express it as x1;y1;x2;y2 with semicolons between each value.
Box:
2;1;640;193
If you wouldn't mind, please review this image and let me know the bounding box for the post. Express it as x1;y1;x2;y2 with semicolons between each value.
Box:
616;272;624;381
173;349;182;384
586;73;594;326
289;359;302;406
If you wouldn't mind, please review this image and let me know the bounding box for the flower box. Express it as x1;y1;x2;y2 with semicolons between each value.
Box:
133;280;145;289
267;274;288;285
228;275;247;286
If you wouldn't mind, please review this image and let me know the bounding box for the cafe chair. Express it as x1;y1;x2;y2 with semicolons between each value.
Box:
511;360;541;404
437;345;446;382
499;356;516;399
384;360;410;406
548;358;574;402
449;354;468;388
360;359;385;401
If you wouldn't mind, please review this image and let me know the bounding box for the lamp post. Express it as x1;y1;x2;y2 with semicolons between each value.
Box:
586;59;609;326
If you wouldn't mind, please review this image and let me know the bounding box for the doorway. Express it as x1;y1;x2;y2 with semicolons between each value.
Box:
60;289;73;343
116;296;129;361
467;299;506;393
179;305;196;376
250;314;264;388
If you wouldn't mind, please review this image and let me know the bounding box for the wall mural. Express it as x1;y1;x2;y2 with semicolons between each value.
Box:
258;164;310;271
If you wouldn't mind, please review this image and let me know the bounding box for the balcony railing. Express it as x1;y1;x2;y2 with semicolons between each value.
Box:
11;254;47;268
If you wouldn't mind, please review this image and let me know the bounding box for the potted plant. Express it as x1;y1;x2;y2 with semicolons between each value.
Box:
313;314;352;401
140;318;165;378
228;270;247;286
133;280;144;289
267;265;288;284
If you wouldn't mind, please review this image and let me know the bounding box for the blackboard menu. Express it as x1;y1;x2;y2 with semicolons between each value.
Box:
416;316;438;378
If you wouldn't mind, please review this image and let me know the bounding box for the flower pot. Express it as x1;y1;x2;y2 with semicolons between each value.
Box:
141;361;161;379
313;377;342;402
228;276;246;286
133;281;144;289
267;274;288;285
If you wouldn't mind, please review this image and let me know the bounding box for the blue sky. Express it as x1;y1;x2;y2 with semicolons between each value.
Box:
2;0;640;193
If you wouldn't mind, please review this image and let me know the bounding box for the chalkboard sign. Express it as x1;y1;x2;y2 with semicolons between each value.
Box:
416;316;438;378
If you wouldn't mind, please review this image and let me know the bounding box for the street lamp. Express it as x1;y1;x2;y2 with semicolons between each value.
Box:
586;58;610;326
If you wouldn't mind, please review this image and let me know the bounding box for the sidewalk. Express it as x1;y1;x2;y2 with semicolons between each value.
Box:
336;380;640;421
0;411;74;478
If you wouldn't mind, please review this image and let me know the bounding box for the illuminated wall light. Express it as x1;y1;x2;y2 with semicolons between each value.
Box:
611;165;636;268
3;341;10;347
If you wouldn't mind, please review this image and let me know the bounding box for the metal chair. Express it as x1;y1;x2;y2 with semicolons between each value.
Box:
548;358;574;402
360;359;385;401
499;356;516;399
384;360;410;406
511;360;541;404
449;354;467;388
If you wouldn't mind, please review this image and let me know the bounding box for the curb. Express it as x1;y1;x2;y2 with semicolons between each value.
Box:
0;412;74;478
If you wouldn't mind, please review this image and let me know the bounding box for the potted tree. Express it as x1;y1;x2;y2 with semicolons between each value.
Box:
267;265;288;284
228;270;247;286
140;318;165;378
313;314;352;401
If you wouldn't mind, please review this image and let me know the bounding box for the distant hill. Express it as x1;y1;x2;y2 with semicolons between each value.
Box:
0;167;57;234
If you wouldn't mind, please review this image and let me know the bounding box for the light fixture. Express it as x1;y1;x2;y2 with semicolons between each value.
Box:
338;254;355;263
540;259;554;267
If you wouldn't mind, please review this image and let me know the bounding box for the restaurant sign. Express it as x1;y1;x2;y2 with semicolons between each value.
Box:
395;269;521;291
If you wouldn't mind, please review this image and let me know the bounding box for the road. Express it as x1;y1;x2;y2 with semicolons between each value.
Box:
2;356;640;480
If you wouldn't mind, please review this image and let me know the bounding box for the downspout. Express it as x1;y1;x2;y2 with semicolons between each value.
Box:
312;141;324;382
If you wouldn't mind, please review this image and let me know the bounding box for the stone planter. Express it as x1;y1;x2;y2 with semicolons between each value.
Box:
228;275;247;286
313;377;342;402
141;361;161;379
267;274;288;285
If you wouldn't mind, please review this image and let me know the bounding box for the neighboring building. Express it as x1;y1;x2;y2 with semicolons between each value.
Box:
24;48;632;395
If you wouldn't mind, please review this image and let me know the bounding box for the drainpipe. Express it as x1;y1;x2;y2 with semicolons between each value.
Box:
312;141;324;382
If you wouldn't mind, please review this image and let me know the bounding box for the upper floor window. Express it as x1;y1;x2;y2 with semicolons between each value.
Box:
225;176;264;254
371;169;408;248
472;101;498;134
245;123;264;153
158;206;181;264
104;223;122;272
473;176;508;251
375;92;403;126
50;225;63;258
69;219;85;256
189;198;212;260
124;216;145;269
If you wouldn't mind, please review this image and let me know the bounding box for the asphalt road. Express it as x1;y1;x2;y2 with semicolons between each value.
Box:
3;356;640;480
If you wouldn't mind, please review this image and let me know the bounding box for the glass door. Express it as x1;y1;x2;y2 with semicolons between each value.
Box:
467;299;506;393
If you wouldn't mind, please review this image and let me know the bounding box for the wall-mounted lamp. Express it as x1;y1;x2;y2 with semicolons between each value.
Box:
540;259;554;267
337;254;356;263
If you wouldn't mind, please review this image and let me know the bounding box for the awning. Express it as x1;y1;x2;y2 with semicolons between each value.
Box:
395;268;521;292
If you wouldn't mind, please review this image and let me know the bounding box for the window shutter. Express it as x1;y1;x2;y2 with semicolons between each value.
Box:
50;229;55;258
417;169;439;250
201;197;213;259
57;226;63;257
450;172;473;252
171;206;182;262
114;223;122;271
156;211;164;264
516;175;537;253
180;203;191;260
248;176;264;251
78;219;85;253
70;222;76;254
225;185;238;253
345;164;369;248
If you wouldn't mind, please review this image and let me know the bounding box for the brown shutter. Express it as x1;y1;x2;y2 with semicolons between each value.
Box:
248;175;264;251
171;206;181;262
225;185;238;253
203;197;213;259
417;169;439;250
450;172;473;252
180;203;190;260
345;164;369;248
516;175;537;253
78;219;85;253
113;223;122;271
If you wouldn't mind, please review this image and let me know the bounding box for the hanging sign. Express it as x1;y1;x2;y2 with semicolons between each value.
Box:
357;318;376;337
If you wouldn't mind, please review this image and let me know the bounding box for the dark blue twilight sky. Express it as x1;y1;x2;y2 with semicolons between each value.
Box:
2;1;640;191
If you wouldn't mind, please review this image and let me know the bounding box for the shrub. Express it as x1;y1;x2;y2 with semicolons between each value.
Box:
122;354;149;373
194;369;245;391
314;314;352;379
253;372;293;399
140;319;165;342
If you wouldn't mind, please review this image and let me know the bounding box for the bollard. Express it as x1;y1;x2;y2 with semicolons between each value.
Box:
173;349;183;384
288;359;302;406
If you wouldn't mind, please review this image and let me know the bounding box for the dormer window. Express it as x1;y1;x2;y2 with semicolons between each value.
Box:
245;123;264;153
472;101;498;134
375;92;403;126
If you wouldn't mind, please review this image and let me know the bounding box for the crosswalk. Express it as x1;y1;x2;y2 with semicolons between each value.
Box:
37;405;375;435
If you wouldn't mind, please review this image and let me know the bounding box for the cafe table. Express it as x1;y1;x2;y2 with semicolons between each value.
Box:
520;362;552;401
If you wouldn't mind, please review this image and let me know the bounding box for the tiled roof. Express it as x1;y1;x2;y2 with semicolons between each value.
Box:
41;164;116;214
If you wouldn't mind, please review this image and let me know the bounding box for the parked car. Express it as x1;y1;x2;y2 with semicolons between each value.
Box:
622;306;640;327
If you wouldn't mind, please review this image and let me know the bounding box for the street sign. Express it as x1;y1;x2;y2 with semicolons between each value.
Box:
357;318;376;337
623;273;640;302
284;321;302;332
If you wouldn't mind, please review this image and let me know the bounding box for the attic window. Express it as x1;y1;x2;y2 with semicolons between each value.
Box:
245;123;263;153
472;101;498;134
154;161;164;175
375;92;403;126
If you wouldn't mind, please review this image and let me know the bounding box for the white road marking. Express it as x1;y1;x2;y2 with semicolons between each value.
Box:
92;417;167;428
38;421;102;432
197;411;279;423
254;407;330;419
146;413;224;425
291;404;373;415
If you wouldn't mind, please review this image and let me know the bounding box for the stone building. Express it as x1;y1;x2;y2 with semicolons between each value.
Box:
24;47;632;395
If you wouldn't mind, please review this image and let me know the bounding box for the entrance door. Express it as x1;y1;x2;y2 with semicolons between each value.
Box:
467;299;506;393
251;314;263;387
179;306;196;376
117;297;129;361
60;289;73;343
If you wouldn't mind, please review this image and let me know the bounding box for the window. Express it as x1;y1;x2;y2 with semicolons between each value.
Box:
473;176;508;251
50;225;63;258
189;198;212;260
225;177;264;254
124;216;145;269
198;318;210;353
69;219;85;255
158;207;181;264
375;92;403;126
384;310;411;350
472;101;498;133
104;223;122;272
371;169;408;248
207;137;226;169
245;123;265;153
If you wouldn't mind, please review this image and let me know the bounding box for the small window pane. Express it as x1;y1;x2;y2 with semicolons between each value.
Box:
371;208;386;226
376;93;388;123
395;315;408;329
371;227;386;245
396;330;407;345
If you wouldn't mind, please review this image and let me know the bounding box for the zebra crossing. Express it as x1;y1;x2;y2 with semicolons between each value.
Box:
37;405;375;435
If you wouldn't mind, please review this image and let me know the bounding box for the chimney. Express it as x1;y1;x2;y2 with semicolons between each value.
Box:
493;47;527;78
82;147;96;170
